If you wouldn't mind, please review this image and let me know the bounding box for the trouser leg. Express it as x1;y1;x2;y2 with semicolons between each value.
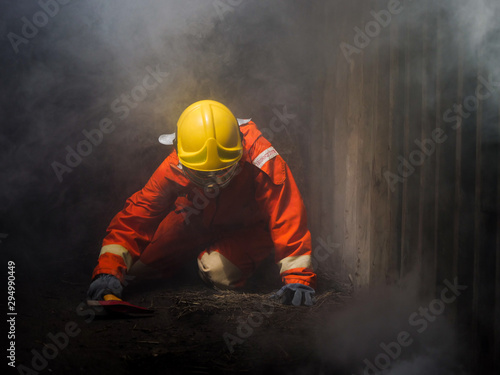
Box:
129;209;211;279
130;209;274;289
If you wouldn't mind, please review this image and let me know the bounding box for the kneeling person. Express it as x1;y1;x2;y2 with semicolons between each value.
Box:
87;100;316;306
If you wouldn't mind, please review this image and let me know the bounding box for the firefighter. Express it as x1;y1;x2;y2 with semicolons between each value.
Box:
87;100;316;306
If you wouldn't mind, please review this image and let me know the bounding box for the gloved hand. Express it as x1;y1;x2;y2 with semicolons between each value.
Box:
87;274;123;301
271;283;315;306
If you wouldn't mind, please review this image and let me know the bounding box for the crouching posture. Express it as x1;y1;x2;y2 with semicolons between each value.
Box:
87;100;316;306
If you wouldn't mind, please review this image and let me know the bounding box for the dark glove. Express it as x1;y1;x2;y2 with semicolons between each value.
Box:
271;283;315;306
87;274;123;301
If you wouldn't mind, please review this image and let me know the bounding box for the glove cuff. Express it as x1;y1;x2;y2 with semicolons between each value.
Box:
92;253;128;283
281;268;317;289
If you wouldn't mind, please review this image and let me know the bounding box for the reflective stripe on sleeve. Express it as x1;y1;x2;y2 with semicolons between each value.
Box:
252;146;279;169
99;244;133;271
277;254;312;274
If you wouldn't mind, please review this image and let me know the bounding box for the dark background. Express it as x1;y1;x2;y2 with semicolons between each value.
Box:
1;0;499;374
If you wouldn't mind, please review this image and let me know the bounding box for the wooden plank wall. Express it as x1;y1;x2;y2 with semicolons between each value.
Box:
310;0;500;372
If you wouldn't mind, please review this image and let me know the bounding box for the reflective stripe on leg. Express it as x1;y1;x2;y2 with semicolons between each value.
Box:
99;244;133;270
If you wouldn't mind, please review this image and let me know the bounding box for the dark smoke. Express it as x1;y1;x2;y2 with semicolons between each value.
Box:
312;1;499;373
0;0;315;274
1;1;498;374
315;273;468;374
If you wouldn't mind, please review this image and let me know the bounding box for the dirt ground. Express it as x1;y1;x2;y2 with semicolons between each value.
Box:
13;258;351;375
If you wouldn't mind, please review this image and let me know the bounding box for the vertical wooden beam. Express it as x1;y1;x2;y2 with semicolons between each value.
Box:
399;13;412;278
419;1;438;299
496;95;500;373
434;6;458;312
472;66;483;372
387;10;404;285
473;35;499;372
453;23;478;375
342;60;362;288
369;13;391;287
339;0;365;289
330;3;352;281
307;1;339;278
453;22;464;329
403;6;424;280
356;0;379;289
432;11;442;310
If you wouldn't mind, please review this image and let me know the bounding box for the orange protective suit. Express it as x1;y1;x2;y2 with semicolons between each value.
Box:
92;121;316;288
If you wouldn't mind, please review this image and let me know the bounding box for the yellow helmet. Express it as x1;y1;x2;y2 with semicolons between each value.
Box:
176;100;243;172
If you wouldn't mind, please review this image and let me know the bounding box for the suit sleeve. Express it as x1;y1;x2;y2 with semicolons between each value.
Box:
92;157;176;282
251;141;317;289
